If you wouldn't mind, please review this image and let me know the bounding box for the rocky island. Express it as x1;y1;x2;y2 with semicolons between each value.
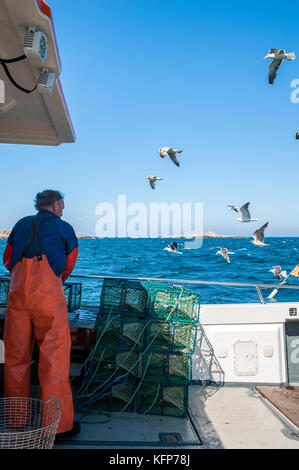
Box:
183;231;242;238
0;229;97;239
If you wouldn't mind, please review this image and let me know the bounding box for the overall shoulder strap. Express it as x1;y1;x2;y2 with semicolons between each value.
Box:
22;215;53;261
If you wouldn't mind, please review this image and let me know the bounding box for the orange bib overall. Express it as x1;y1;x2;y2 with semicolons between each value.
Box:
4;216;74;433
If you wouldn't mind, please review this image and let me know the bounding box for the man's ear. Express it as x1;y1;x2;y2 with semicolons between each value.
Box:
53;201;59;213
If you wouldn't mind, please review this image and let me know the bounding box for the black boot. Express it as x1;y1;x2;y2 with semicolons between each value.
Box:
55;421;81;442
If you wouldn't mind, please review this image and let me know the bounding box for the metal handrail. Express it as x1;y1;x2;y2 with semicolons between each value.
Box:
69;273;299;305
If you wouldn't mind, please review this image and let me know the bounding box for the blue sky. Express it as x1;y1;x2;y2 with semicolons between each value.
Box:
1;0;299;236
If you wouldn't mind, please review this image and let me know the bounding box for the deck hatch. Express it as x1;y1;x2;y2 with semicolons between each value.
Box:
233;340;258;376
159;432;182;443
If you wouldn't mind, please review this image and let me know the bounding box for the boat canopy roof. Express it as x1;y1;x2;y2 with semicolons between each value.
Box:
0;0;75;146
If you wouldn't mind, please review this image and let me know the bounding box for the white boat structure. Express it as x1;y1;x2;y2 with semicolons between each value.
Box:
0;0;298;451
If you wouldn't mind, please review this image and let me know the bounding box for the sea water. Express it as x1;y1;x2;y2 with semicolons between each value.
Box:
0;237;299;305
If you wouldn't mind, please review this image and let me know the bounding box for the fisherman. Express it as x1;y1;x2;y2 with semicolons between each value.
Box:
3;190;80;439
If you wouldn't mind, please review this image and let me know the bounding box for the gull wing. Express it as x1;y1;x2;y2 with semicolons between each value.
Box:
269;48;285;54
269;58;283;85
167;148;180;167
253;222;268;242
228;205;239;212
149;179;155;189
240;202;251;219
168;154;180;166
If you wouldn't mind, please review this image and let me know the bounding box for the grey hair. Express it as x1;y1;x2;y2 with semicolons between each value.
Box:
34;190;64;211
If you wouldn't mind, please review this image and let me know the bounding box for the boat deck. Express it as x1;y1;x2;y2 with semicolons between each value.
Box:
54;384;299;449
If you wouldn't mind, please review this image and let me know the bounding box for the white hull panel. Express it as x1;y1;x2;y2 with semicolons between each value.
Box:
192;302;299;384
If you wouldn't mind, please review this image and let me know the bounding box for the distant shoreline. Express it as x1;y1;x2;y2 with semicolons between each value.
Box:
0;229;97;240
0;229;242;239
164;231;243;239
0;229;296;239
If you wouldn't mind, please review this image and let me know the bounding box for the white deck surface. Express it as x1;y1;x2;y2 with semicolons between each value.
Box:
54;385;299;449
189;385;299;449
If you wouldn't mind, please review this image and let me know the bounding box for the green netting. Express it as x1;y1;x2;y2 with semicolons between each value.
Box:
145;321;197;355
63;282;82;312
144;282;200;323
142;353;191;385
77;380;136;412
0;277;10;306
99;279;148;319
96;318;145;351
137;383;188;418
90;349;140;384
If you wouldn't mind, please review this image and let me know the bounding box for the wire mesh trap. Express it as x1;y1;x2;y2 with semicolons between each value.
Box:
0;276;10;306
76;380;136;413
89;349;141;383
137;383;189;418
142;352;192;385
76;278;200;417
145;321;198;355
99;279;148;319
96;318;146;351
145;281;200;323
63;282;82;312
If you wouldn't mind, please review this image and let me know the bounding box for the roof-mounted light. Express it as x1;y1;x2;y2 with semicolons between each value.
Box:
37;70;56;96
24;28;48;63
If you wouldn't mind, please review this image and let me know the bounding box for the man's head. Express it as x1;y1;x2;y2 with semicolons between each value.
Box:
34;190;65;218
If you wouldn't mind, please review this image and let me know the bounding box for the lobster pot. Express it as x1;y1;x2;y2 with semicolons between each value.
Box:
89;349;141;384
99;278;148;319
145;321;197;355
79;380;136;412
0;277;10;306
96;318;145;351
145;282;200;323
63;282;82;312
137;383;188;418
142;352;191;385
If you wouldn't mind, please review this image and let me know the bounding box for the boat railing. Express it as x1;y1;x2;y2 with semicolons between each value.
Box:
69;274;299;305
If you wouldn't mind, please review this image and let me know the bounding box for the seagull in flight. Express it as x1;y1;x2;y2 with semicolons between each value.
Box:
164;241;182;254
250;222;269;246
146;175;163;190
228;205;239;213
235;202;259;222
269;265;287;281
216;247;235;263
264;49;295;85
158;147;183;167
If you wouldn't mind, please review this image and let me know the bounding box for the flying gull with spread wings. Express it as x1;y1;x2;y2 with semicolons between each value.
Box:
250;222;269;246
146;175;163;190
235;202;259;222
264;49;295;85
269;265;287;281
158;147;183;167
216;247;235;263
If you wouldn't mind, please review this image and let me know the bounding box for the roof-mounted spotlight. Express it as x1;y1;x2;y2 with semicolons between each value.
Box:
24;28;48;63
37;70;56;96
